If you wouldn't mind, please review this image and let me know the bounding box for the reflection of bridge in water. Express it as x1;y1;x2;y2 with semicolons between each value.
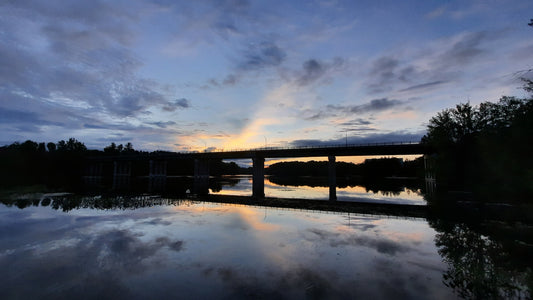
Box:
3;193;428;219
84;142;435;200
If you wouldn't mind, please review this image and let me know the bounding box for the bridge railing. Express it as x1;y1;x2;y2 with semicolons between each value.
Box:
176;141;422;155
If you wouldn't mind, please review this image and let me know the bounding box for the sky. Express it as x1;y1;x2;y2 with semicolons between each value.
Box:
1;0;532;154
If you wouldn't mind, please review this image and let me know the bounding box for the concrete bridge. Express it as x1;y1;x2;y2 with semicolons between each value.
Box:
84;142;433;200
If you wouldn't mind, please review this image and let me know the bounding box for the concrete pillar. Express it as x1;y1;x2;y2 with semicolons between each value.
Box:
424;154;436;196
149;160;167;192
328;155;337;201
83;162;103;188
193;159;209;195
113;161;131;190
252;156;265;198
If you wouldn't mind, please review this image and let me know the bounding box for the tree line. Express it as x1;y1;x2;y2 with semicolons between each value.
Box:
422;80;533;202
0;139;248;190
266;157;424;178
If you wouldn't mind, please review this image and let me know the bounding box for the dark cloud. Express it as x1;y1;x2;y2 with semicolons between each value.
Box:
0;108;63;128
304;228;411;256
439;31;489;66
240;41;286;70
297;59;326;85
84;124;107;129
370;57;399;76
163;98;191;111
0;0;178;140
296;57;345;86
222;74;238;85
302;98;399;122
328;98;404;114
399;81;448;92
366;56;417;93
148;121;177;129
339;118;373;126
202;74;239;89
289;131;425;147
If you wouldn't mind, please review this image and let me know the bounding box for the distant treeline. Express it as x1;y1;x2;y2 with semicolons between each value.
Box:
422;80;533;202
266;157;424;179
0;139;249;190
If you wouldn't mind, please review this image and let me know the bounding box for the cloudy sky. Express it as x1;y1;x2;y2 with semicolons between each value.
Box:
1;0;532;152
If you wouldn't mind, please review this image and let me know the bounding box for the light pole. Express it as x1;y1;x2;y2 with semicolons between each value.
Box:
264;136;267;148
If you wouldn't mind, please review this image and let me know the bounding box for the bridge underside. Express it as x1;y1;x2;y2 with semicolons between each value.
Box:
85;143;431;200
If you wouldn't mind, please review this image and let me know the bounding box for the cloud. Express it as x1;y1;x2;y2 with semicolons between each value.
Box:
304;228;412;256
296;57;345;86
0;0;177;126
202;74;240;89
399;81;448;92
328;98;404;114
0;107;64;129
438;31;489;66
289;130;425;147
366;56;419;93
338;118;373;126
163;98;191;111
148;121;177;129
240;41;286;70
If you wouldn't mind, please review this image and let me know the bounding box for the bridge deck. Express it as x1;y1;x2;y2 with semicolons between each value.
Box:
90;142;430;161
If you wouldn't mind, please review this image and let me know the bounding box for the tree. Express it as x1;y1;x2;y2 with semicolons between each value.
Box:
124;142;134;153
104;142;117;153
57;138;87;152
422;84;533;201
47;142;56;152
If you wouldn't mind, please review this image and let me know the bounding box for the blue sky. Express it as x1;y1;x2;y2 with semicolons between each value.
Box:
1;0;532;152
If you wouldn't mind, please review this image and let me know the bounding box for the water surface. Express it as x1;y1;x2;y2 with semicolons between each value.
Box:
1;193;531;299
212;175;425;205
1;195;451;299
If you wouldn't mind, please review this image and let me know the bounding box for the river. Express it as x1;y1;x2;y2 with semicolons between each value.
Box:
0;180;531;299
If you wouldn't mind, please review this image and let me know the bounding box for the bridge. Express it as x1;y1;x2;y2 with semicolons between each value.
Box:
84;142;434;200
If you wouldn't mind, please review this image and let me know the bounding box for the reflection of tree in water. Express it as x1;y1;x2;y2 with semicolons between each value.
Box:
267;175;424;196
209;177;241;193
430;218;533;299
1;195;196;212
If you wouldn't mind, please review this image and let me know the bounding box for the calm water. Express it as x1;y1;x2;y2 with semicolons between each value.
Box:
212;175;426;205
0;196;451;299
1;192;531;299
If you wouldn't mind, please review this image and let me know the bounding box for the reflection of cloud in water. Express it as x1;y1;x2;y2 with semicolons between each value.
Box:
0;226;185;299
303;227;411;255
0;202;452;299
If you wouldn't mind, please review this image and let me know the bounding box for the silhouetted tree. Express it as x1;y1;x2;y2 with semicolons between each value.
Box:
104;142;117;154
47;142;56;152
422;83;533;201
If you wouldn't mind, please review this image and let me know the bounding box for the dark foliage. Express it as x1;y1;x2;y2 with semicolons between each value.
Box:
422;83;533;202
266;157;424;179
429;217;533;299
0;139;248;191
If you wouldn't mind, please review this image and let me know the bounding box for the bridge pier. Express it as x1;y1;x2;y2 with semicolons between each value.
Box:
149;160;167;192
424;154;437;196
252;156;265;198
113;161;131;190
328;155;337;201
193;159;210;195
83;162;104;188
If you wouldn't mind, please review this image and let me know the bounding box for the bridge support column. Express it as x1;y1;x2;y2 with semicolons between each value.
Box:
252;156;265;199
193;159;209;195
424;154;436;196
149;160;167;192
83;161;103;189
113;161;131;190
328;155;337;201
